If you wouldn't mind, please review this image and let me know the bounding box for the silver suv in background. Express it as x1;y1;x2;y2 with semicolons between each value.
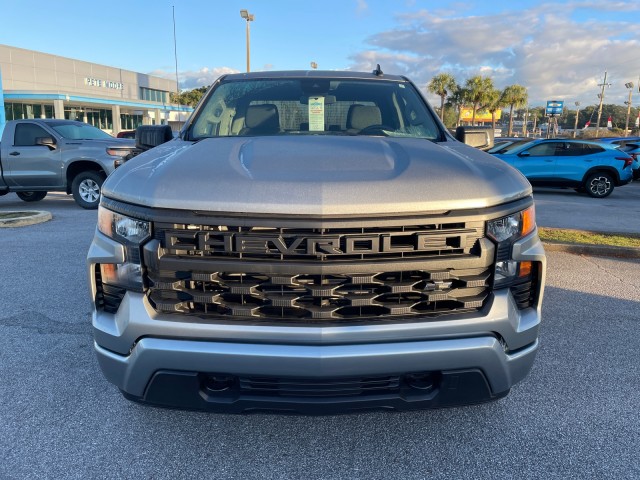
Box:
87;70;546;413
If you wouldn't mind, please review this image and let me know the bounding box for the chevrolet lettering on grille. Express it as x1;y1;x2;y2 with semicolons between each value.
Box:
164;231;469;257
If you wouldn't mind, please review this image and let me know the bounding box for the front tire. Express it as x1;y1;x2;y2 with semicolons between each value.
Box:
71;171;104;209
585;172;614;198
17;191;47;202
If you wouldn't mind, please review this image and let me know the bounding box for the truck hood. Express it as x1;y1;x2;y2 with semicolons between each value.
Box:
102;136;531;215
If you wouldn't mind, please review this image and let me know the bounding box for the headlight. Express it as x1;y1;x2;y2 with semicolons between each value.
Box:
97;206;150;291
98;206;150;245
106;148;131;157
487;205;535;243
487;205;536;289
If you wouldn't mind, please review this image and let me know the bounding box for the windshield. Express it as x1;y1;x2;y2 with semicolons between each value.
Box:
51;123;114;140
488;139;534;154
189;77;443;141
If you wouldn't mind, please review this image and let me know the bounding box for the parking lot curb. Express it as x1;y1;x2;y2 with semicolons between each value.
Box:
542;241;640;259
0;210;52;227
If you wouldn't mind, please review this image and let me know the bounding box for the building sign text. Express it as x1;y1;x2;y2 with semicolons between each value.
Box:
85;77;124;90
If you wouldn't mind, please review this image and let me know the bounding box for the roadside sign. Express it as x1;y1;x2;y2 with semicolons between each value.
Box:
546;100;564;116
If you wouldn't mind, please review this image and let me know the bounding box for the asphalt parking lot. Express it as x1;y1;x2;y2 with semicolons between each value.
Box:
1;188;639;479
533;180;640;234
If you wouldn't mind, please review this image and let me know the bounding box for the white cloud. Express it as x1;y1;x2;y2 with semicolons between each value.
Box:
149;66;240;90
349;2;640;106
356;0;369;16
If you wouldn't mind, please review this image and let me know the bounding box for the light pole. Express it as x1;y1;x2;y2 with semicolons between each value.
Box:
240;9;254;72
624;82;634;137
573;101;580;138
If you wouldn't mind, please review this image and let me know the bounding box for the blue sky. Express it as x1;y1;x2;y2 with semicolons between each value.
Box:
1;0;639;107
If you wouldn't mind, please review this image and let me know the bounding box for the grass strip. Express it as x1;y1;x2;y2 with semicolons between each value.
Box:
539;227;640;248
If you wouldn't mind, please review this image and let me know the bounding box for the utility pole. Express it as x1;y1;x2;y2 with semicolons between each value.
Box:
573;101;580;138
624;82;634;137
595;71;611;137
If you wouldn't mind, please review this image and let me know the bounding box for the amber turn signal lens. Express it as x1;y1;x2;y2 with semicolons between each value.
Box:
518;261;532;278
521;206;536;237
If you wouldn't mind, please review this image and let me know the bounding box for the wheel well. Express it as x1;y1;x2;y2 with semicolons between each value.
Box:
583;167;620;186
66;162;106;194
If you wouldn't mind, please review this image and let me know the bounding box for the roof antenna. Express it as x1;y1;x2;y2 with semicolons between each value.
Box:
372;64;383;76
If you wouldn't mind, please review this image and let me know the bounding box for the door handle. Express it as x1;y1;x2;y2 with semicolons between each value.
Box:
9;151;20;156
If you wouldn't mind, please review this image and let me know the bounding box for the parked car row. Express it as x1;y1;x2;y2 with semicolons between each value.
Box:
489;138;634;198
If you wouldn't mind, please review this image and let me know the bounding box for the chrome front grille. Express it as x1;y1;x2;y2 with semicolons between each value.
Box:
145;219;493;321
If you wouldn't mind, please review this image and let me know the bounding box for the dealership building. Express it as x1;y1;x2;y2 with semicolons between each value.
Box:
0;44;193;134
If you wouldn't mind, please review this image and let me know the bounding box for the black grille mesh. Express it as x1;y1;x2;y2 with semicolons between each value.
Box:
238;375;401;398
147;220;491;321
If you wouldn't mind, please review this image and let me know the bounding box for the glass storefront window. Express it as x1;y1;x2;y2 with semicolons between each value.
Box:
66;107;114;130
140;87;169;103
120;113;143;130
85;109;113;130
4;102;54;120
64;107;84;122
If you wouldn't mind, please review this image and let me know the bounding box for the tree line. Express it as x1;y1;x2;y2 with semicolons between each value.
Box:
427;73;640;135
170;86;209;107
427;73;528;136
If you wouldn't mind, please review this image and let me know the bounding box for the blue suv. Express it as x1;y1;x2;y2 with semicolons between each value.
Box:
492;139;634;198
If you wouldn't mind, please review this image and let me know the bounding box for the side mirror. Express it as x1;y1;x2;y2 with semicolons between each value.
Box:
518;151;530;157
135;125;174;151
455;126;494;150
35;136;56;150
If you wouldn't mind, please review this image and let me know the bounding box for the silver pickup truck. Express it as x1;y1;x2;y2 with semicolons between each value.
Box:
87;70;546;413
0;119;136;208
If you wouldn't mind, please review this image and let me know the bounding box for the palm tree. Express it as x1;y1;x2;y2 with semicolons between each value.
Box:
482;87;503;130
448;86;468;127
427;73;457;122
501;85;529;136
464;76;495;125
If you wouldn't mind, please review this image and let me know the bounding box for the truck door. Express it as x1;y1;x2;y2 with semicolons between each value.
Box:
4;122;63;188
514;141;560;184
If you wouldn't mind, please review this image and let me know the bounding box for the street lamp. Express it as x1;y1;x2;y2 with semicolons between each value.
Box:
624;82;634;137
240;9;254;72
573;101;580;138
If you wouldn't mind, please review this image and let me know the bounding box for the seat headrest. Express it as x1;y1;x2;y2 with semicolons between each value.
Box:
245;104;280;130
347;105;382;130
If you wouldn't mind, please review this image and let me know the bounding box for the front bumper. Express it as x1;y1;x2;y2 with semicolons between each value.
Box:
98;332;536;413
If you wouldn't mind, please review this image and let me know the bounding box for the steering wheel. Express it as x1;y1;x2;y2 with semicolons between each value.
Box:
358;124;393;136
